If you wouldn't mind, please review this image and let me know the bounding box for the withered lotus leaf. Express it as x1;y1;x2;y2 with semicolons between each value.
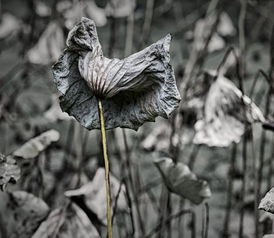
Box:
154;157;211;205
259;187;274;214
193;72;265;147
53;17;181;130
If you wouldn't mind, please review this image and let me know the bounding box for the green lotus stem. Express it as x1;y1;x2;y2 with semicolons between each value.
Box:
98;99;112;238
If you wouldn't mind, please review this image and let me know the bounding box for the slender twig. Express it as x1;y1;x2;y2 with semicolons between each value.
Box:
111;179;124;225
205;203;210;238
223;143;237;238
237;1;247;237
255;88;271;237
124;13;135;57
140;0;155;48
122;129;145;236
97;99;112;238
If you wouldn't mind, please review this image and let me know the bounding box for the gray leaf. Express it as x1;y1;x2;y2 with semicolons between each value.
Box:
0;191;49;238
65;168;127;225
0;154;20;190
193;72;265;147
13;129;60;159
32;204;100;238
259;187;274;214
53;17;181;130
154;158;211;205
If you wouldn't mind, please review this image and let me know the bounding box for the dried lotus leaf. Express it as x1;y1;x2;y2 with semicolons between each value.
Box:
154;158;211;204
193;73;265;147
32;204;100;238
13;129;60;159
259;187;274;214
65;168;127;225
53;17;181;130
0;191;49;238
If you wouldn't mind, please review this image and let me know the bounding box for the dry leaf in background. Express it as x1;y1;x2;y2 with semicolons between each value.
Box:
59;0;107;29
193;72;265;147
190;12;235;53
13;129;60;159
154;158;211;204
27;22;64;65
32;204;100;238
259;187;274;214
65;168;127;225
105;0;136;18
0;13;20;39
0;154;20;190
0;191;49;238
53;17;181;130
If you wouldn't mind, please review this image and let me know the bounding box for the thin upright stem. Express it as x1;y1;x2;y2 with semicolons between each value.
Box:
98;99;112;238
223;144;237;238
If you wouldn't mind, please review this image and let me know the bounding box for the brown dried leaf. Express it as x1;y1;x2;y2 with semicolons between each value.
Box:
154;158;211;204
53;17;181;130
193;72;265;147
0;191;49;238
32;204;100;238
65;168;127;225
13;129;60;159
0;154;20;190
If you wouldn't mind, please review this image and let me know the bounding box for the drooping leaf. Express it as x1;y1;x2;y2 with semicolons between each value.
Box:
27;21;64;65
13;129;60;159
32;204;100;238
193;72;265;147
154;158;211;204
53;17;181;130
259;187;274;214
65;168;128;225
0;154;20;190
0;191;49;238
105;0;136;18
0;13;20;39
